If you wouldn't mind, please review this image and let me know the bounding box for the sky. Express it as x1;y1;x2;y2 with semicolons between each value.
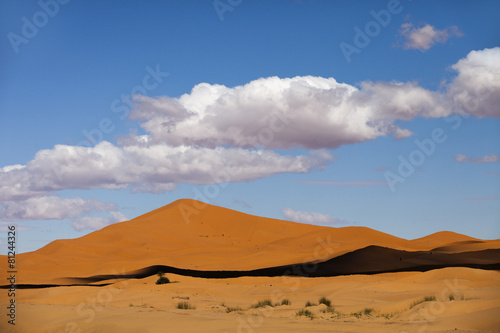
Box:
1;0;499;254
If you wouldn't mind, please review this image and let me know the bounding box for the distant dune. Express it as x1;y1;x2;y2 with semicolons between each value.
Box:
1;199;499;287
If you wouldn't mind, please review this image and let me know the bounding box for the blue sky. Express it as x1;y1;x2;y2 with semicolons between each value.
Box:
1;0;499;254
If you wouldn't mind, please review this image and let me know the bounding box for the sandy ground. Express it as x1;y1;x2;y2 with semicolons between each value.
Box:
1;267;499;333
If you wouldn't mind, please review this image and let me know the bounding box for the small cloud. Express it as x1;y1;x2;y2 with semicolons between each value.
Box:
455;153;500;163
462;195;500;203
282;207;347;226
398;22;463;51
393;127;413;140
299;180;387;187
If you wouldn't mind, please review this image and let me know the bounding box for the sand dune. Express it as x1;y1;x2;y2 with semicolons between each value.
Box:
1;199;499;286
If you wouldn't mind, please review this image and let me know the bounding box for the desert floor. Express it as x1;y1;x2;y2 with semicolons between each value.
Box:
1;267;499;333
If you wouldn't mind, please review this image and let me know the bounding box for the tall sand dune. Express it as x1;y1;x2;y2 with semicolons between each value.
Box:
1;199;499;286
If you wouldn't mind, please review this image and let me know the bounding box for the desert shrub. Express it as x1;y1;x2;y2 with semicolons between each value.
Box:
320;306;335;313
296;309;314;320
462;296;478;301
363;307;374;316
449;294;455;301
380;311;398;319
305;300;316;307
350;308;374;318
409;295;437;309
226;306;243;313
251;299;273;308
177;302;195;310
281;299;291;306
318;297;332;307
155;271;170;285
351;311;362;318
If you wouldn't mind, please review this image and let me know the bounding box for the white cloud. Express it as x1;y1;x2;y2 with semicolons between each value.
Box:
0;195;128;232
0;195;128;231
0;141;332;201
398;22;463;51
455;153;500;163
0;196;115;221
282;207;346;226
130;77;452;150
72;211;128;231
1;164;25;172
448;47;500;118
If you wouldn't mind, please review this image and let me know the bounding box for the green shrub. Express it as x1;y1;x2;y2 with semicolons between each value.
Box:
155;271;170;285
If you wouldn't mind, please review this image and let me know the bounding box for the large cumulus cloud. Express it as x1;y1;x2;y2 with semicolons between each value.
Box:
130;77;451;150
447;47;500;118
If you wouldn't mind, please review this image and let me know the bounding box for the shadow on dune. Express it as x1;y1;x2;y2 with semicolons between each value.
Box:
68;246;500;281
0;283;112;289
4;246;500;288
